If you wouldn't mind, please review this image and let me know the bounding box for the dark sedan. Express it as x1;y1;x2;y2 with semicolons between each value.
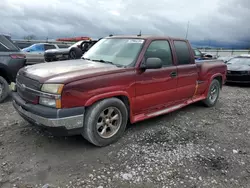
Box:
226;55;250;83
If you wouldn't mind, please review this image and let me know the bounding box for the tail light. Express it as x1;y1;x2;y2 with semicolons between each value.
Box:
10;54;26;59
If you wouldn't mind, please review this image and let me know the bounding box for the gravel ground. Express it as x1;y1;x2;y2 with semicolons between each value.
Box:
1;85;250;188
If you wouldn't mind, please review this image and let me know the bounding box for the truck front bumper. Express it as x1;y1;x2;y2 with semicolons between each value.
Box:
12;92;85;135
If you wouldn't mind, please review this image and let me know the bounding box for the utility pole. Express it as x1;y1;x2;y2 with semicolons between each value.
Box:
185;21;190;39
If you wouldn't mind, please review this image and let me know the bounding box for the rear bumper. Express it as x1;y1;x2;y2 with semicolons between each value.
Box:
12;92;85;132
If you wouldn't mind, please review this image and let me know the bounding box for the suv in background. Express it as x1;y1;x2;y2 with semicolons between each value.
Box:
0;34;26;102
22;43;70;64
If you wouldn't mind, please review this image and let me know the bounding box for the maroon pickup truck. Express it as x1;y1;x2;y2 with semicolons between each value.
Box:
11;35;227;146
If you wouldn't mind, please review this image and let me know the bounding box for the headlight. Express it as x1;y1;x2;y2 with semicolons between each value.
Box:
39;84;64;108
41;84;64;94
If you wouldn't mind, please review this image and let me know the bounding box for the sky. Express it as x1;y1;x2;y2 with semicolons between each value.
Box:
0;0;249;47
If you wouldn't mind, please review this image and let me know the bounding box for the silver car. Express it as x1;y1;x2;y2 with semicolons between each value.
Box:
21;43;69;64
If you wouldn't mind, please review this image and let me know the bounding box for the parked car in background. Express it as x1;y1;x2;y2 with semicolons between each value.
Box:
226;54;250;83
11;35;226;146
22;43;70;64
0;34;26;102
217;55;237;63
193;48;217;60
44;39;98;62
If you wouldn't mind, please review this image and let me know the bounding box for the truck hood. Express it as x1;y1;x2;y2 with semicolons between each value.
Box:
45;48;70;54
227;64;250;71
21;59;122;83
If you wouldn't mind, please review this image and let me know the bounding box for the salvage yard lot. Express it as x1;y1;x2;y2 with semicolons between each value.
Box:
1;85;250;188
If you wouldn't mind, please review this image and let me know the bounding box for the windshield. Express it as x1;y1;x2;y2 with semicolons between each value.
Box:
22;44;44;52
193;49;201;56
227;57;250;65
83;38;145;67
0;35;20;51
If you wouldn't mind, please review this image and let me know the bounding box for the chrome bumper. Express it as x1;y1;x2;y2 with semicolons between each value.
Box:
13;100;84;130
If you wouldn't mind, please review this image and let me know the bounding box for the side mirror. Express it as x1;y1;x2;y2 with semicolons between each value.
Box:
141;57;162;69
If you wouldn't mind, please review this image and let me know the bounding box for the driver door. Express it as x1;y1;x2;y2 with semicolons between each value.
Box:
134;40;178;115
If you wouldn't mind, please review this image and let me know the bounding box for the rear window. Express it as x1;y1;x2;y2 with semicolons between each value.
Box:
174;41;191;65
57;44;70;48
0;35;20;52
45;44;56;50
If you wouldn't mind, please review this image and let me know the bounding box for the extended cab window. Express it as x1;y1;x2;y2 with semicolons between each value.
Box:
145;40;173;67
174;41;191;65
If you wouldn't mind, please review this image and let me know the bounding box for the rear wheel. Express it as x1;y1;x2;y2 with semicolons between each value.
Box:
0;76;10;103
202;79;220;107
82;98;128;147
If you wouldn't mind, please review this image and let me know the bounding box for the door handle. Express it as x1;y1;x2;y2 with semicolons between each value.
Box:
170;71;177;78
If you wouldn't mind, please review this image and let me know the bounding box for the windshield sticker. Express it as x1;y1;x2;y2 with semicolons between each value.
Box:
127;39;144;43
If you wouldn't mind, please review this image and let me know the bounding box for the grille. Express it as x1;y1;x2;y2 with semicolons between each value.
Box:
16;74;41;103
228;71;248;75
226;75;250;82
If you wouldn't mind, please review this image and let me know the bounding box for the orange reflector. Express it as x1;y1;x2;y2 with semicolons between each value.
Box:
56;99;62;109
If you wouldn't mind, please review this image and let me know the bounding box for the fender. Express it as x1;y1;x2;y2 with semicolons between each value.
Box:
84;90;134;121
204;73;223;97
85;90;132;106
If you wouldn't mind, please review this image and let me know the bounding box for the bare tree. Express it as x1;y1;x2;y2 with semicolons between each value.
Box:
23;35;36;40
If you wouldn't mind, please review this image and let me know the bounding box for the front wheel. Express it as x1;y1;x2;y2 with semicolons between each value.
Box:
202;79;220;107
82;98;128;147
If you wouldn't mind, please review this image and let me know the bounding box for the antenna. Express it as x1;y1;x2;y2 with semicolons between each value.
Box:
137;30;142;36
185;21;190;39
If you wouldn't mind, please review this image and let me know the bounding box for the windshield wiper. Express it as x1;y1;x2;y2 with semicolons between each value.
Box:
91;59;121;67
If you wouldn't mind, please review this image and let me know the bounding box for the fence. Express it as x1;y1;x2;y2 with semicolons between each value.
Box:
198;49;250;56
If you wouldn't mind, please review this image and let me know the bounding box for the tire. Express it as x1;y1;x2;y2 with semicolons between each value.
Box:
0;76;10;103
202;79;220;107
69;47;83;60
82;98;128;147
44;57;51;62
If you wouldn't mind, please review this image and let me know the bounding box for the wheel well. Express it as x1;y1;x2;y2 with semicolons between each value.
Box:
116;95;130;111
86;95;131;117
0;68;10;84
214;76;222;88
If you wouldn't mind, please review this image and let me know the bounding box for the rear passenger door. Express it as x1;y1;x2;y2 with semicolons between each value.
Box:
173;40;198;103
134;40;178;114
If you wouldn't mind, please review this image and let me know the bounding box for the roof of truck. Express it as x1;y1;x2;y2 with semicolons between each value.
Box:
105;35;187;41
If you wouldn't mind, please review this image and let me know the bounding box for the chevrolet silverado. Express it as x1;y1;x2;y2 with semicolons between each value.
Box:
11;35;227;146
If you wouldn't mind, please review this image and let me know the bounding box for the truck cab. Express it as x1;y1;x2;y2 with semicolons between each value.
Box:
11;35;227;146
